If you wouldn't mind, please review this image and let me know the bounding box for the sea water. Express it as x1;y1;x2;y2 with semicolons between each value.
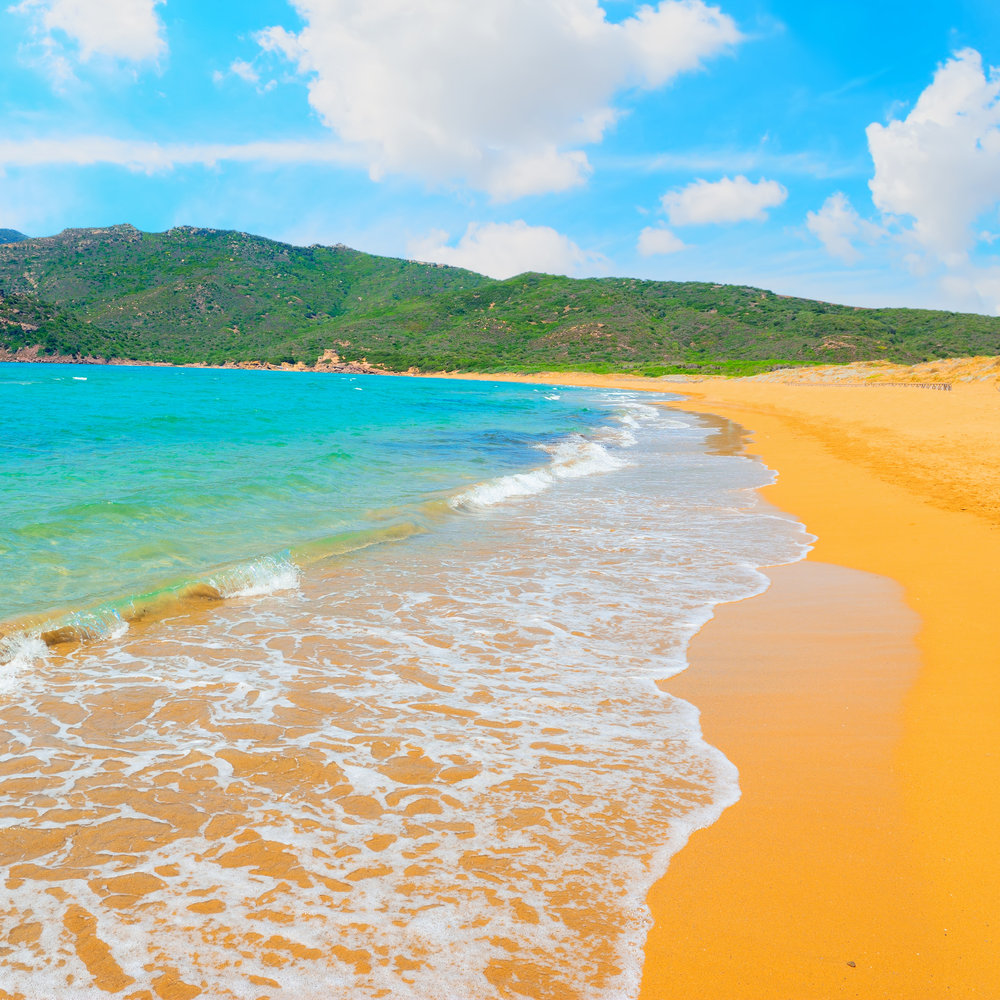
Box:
0;363;809;998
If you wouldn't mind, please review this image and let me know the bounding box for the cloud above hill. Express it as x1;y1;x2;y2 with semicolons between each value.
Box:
408;221;604;279
257;0;741;199
637;226;687;255
806;192;883;264
807;49;1000;312
867;48;1000;265
661;175;787;226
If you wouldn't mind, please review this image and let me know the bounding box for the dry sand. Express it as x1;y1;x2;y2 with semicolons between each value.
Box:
645;376;1000;998
434;368;1000;996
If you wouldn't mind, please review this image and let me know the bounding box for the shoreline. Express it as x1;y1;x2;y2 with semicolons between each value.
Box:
655;378;1000;996
430;368;1000;994
6;361;998;992
643;559;925;997
0;372;801;997
0;348;385;375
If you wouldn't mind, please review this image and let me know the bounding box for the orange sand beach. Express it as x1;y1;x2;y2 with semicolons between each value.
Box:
435;365;1000;996
3;362;997;997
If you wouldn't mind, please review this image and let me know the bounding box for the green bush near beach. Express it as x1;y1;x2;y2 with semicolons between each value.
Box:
2;224;998;372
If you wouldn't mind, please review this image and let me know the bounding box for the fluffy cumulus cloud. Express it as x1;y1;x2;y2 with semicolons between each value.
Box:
407;221;604;279
806;192;883;264
12;0;166;64
867;49;1000;265
214;58;277;94
637;225;686;256
257;0;741;198
661;174;787;225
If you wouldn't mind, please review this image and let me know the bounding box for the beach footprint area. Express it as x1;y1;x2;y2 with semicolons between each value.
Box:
0;367;807;999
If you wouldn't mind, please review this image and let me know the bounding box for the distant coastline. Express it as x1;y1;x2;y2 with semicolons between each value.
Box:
0;344;387;375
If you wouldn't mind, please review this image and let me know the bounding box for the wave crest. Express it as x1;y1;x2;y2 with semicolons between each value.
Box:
203;553;301;599
451;435;628;511
0;633;47;692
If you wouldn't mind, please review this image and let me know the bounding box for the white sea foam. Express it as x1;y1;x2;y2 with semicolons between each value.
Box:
0;402;812;1000
0;633;46;692
544;434;627;478
0;608;128;683
108;619;129;640
594;423;639;448
207;553;301;598
61;607;130;642
451;468;554;508
451;433;629;510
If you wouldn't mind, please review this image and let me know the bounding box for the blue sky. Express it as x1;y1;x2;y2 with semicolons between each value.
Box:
2;0;999;312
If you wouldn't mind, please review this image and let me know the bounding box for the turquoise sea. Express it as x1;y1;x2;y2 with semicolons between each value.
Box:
1;363;612;633
0;363;809;999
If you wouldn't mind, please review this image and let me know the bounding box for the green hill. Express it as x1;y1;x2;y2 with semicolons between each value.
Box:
0;229;27;245
1;224;998;375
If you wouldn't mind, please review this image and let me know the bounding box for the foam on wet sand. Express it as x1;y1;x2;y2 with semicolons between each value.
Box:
0;390;810;998
428;366;1000;995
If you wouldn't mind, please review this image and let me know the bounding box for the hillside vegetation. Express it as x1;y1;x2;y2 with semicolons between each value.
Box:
1;224;998;375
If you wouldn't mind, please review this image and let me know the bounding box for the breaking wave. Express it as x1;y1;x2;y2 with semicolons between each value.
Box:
449;400;661;511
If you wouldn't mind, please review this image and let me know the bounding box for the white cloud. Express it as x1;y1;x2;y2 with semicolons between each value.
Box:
215;57;276;94
637;225;686;256
661;175;787;226
0;135;356;171
480;148;593;204
407;221;604;279
940;266;1000;315
859;48;1000;313
806;191;883;264
11;0;166;64
620;0;741;87
867;48;1000;265
229;59;259;85
257;0;741;199
608;147;859;179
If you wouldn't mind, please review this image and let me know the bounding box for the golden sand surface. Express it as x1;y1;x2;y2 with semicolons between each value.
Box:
644;560;926;998
647;375;1000;997
432;365;1000;995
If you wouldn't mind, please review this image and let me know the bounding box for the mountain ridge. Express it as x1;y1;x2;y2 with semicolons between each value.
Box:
1;224;998;375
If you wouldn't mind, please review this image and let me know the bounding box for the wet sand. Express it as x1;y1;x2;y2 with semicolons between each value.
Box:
2;395;798;999
642;561;928;998
433;369;1000;995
